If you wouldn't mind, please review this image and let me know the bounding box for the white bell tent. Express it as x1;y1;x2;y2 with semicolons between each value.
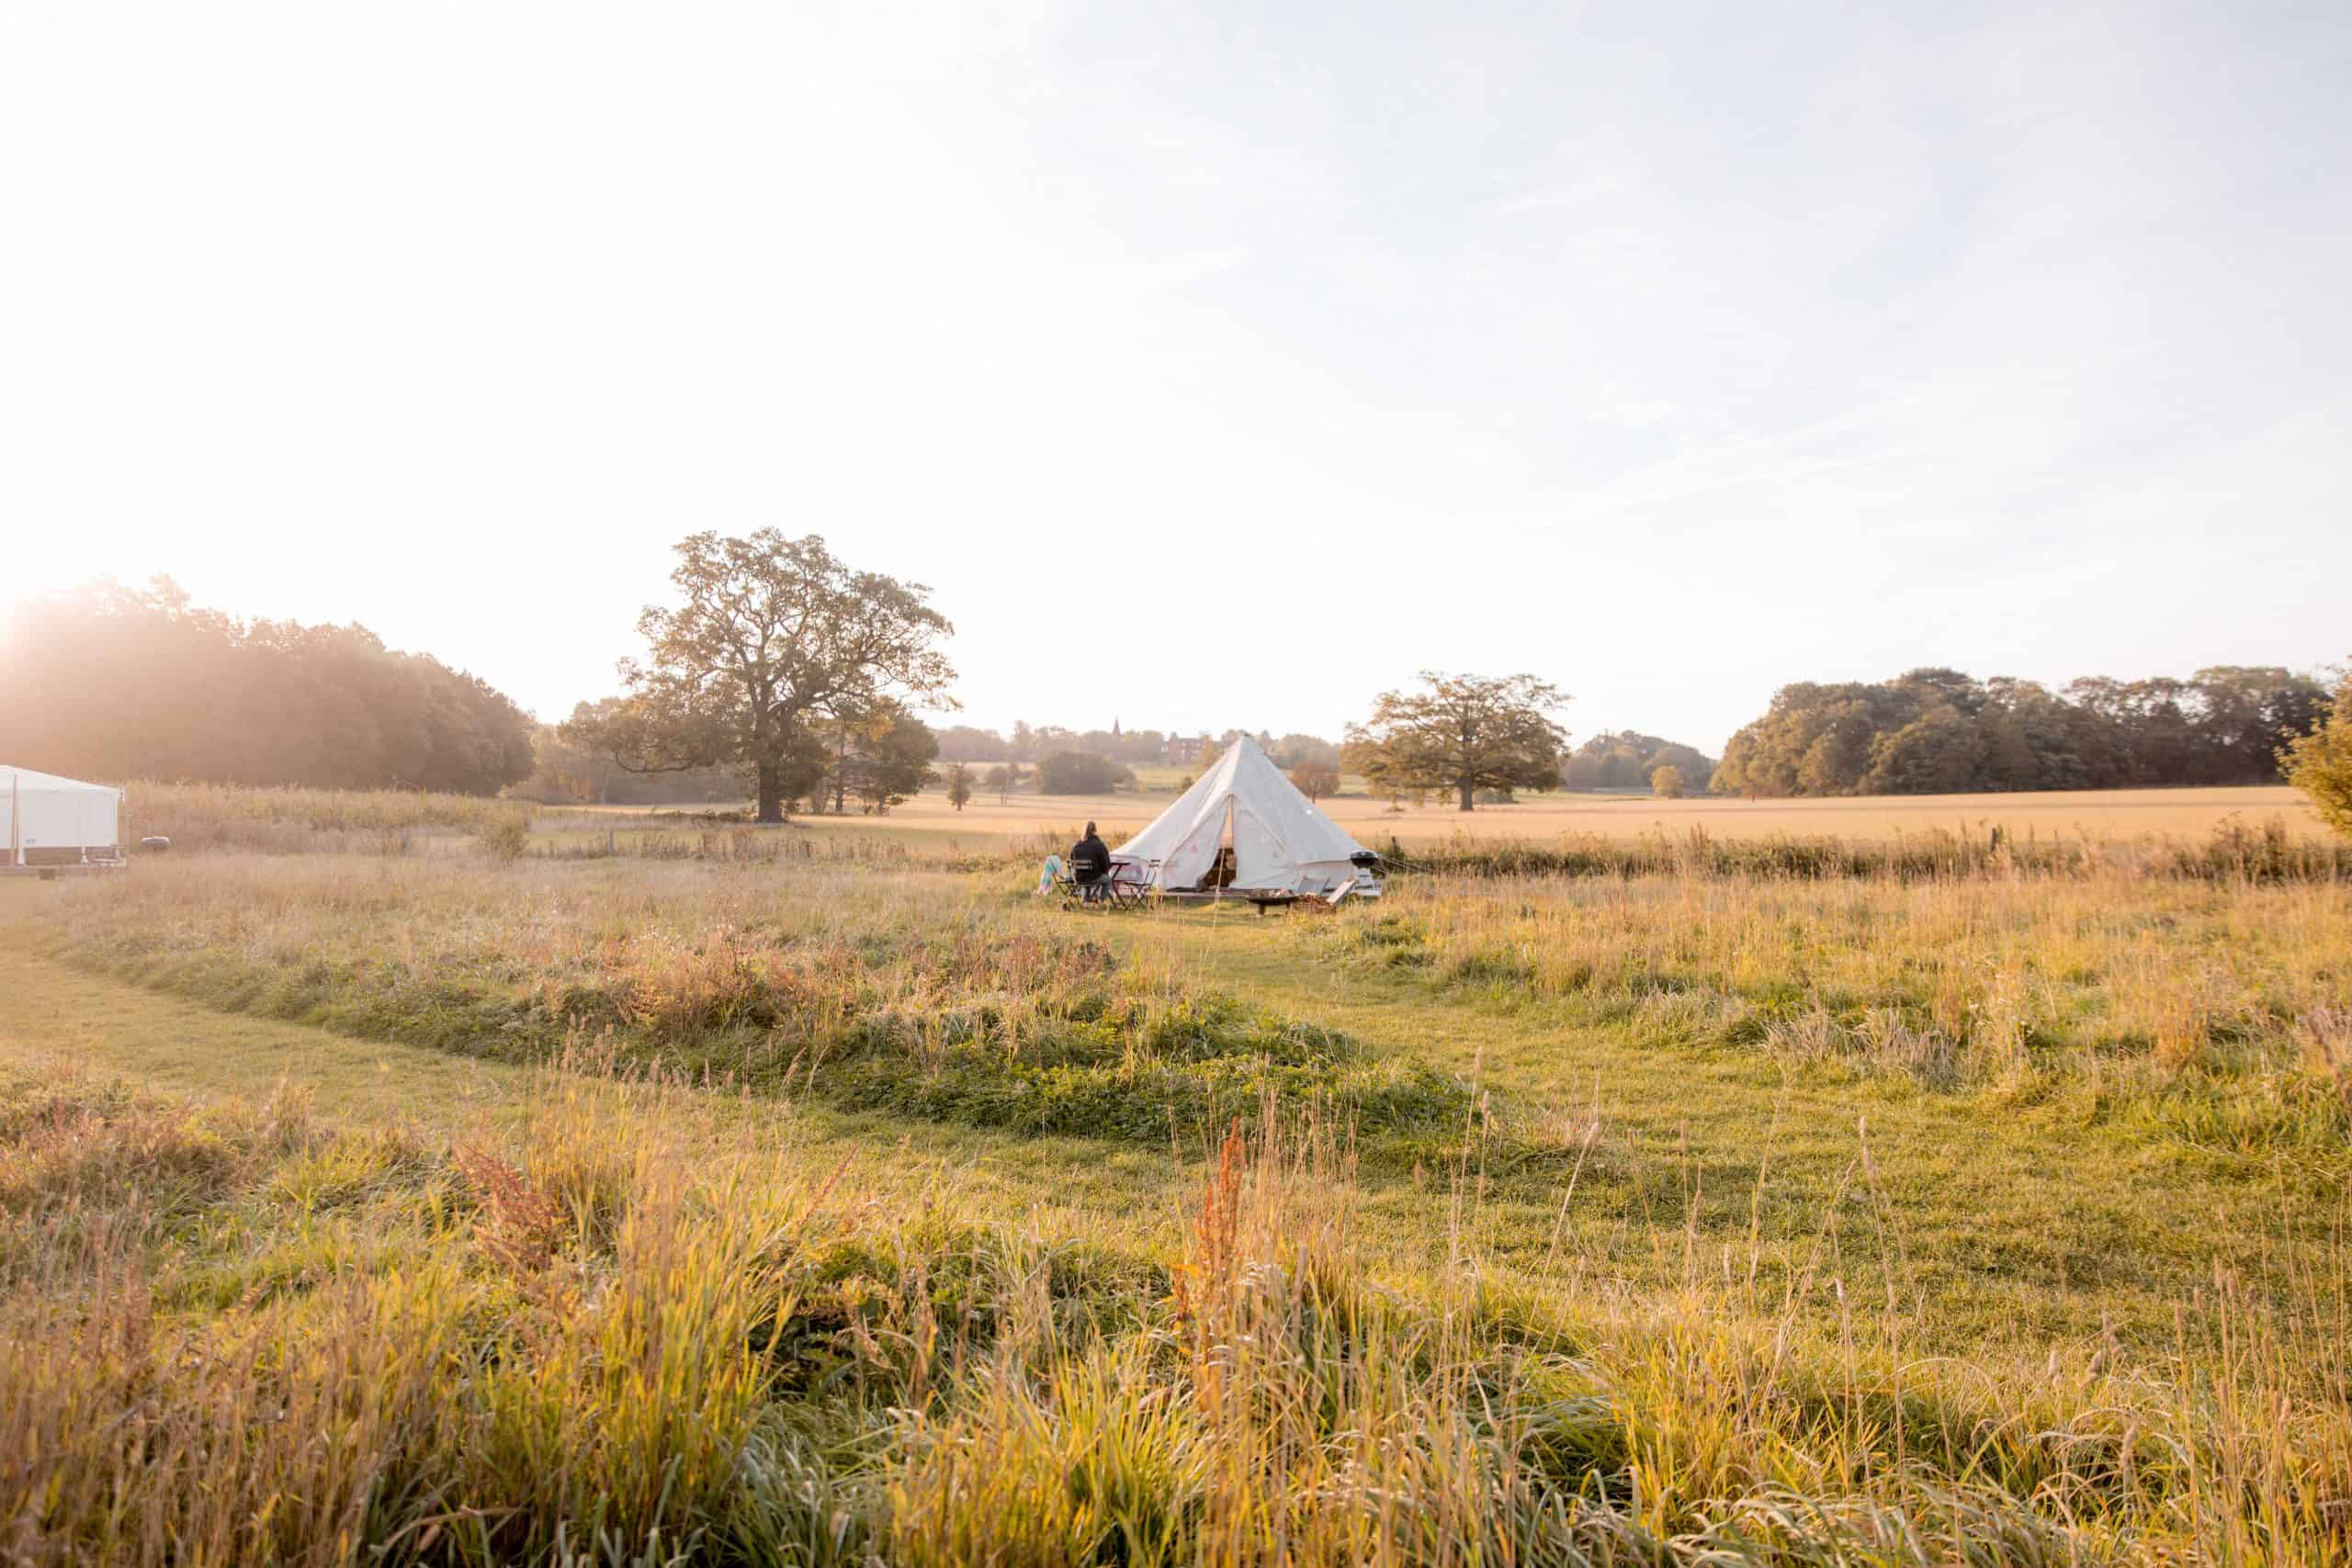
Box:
1111;737;1374;895
2;765;124;868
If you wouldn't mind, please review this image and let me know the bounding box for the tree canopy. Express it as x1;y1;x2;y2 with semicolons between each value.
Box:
1713;666;2329;797
2;579;533;795
1035;750;1131;795
562;532;956;822
982;762;1025;804
1562;731;1716;793
1289;761;1340;800
813;704;938;815
1344;671;1569;810
511;701;751;805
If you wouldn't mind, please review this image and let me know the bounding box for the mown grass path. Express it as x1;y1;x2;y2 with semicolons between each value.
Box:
0;932;530;1116
0;925;1196;1252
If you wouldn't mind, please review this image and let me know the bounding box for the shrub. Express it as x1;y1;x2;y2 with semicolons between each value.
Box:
480;814;532;862
2280;671;2352;839
1650;764;1685;798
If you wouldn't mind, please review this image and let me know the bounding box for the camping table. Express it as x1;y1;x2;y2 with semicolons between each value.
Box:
1058;863;1151;908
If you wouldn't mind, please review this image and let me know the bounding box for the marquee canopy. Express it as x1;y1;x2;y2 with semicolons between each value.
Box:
2;765;124;866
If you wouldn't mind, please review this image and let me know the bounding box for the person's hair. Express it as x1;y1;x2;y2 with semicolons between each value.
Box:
1084;821;1097;834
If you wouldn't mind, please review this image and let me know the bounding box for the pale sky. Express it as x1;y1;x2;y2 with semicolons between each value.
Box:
4;1;2345;753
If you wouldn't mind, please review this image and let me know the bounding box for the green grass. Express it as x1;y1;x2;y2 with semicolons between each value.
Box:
1102;902;2348;1349
11;854;2346;1351
6;1050;2346;1564
15;862;1475;1151
3;829;2349;1564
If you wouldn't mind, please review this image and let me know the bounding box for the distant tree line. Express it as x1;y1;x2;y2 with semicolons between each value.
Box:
1713;666;2330;797
526;698;941;815
933;724;1352;798
935;722;1342;773
1562;731;1718;793
512;711;742;805
2;579;534;795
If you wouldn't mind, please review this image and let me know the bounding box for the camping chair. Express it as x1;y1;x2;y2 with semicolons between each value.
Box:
1047;854;1112;906
1049;856;1150;909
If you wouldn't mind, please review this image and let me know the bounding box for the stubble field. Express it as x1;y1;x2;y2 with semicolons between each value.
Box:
2;782;2347;1564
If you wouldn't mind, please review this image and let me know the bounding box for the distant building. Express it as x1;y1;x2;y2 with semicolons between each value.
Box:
1162;733;1209;763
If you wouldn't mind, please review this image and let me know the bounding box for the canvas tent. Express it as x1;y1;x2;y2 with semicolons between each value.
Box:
1111;737;1374;896
2;765;124;869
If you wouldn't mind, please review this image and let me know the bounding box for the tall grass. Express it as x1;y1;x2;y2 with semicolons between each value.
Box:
4;1060;2346;1564
10;792;2351;1561
124;781;535;855
1321;863;2352;1159
37;858;1473;1145
534;826;922;866
1381;817;2352;883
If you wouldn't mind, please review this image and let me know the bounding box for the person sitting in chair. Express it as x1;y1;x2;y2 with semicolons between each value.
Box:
1068;821;1112;902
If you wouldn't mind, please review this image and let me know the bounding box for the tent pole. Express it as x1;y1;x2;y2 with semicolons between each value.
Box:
1215;797;1231;905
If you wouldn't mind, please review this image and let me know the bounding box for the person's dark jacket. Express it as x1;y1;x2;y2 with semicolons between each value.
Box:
1068;832;1111;881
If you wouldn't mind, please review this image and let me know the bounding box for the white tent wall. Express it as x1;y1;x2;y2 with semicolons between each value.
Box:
1159;798;1230;893
1110;738;1370;895
1233;806;1298;888
1;766;124;867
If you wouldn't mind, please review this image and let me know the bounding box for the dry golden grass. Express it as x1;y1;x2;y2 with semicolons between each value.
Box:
4;785;2349;1564
770;782;2326;849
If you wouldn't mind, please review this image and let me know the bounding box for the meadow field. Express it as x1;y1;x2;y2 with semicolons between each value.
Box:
597;780;2329;855
3;782;2348;1563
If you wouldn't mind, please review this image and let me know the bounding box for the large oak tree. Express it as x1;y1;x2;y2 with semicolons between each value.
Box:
564;531;955;822
1345;671;1569;810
